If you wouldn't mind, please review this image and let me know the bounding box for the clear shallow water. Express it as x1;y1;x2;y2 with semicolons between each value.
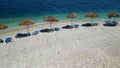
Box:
0;0;120;29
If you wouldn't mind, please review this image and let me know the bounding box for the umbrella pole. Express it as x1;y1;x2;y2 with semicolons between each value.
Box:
71;18;73;26
26;25;29;33
91;18;93;24
50;22;52;29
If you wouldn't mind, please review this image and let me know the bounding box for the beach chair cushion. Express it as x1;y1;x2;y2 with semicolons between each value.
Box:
32;30;39;35
82;23;92;27
22;33;31;37
54;27;60;31
82;23;98;27
5;37;13;43
62;25;73;29
40;29;54;32
73;24;79;28
15;33;23;38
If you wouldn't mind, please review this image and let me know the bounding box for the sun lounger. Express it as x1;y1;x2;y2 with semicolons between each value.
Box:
103;20;118;26
73;24;79;28
15;33;31;38
105;20;118;24
40;27;60;32
40;28;54;33
82;23;93;27
82;23;98;27
5;37;13;43
15;33;23;38
0;39;4;43
62;25;73;29
32;30;40;35
54;27;60;31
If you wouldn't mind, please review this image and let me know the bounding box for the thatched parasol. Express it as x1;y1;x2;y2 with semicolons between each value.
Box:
19;20;35;33
108;12;120;20
44;16;58;29
0;24;8;30
66;13;77;26
85;12;99;24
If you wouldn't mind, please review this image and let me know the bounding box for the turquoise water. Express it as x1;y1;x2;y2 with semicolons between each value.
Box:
0;12;119;29
0;0;120;29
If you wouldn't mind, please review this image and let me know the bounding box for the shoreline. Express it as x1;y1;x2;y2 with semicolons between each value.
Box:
0;20;119;38
0;20;105;33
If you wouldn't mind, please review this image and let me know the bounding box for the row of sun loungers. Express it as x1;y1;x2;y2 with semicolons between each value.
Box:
0;20;118;44
14;25;79;39
18;20;118;36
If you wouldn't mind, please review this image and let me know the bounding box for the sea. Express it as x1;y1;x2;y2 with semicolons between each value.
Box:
0;0;120;29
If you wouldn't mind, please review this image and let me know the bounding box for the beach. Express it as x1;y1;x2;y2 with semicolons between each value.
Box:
0;21;120;68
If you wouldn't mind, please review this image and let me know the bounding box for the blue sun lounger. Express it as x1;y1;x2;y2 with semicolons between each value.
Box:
32;30;40;35
73;24;80;28
5;37;13;43
54;27;60;31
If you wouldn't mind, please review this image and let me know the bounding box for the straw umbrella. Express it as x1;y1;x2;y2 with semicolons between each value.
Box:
44;16;59;29
85;12;99;24
108;12;120;20
66;13;77;26
19;20;35;33
0;24;8;30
